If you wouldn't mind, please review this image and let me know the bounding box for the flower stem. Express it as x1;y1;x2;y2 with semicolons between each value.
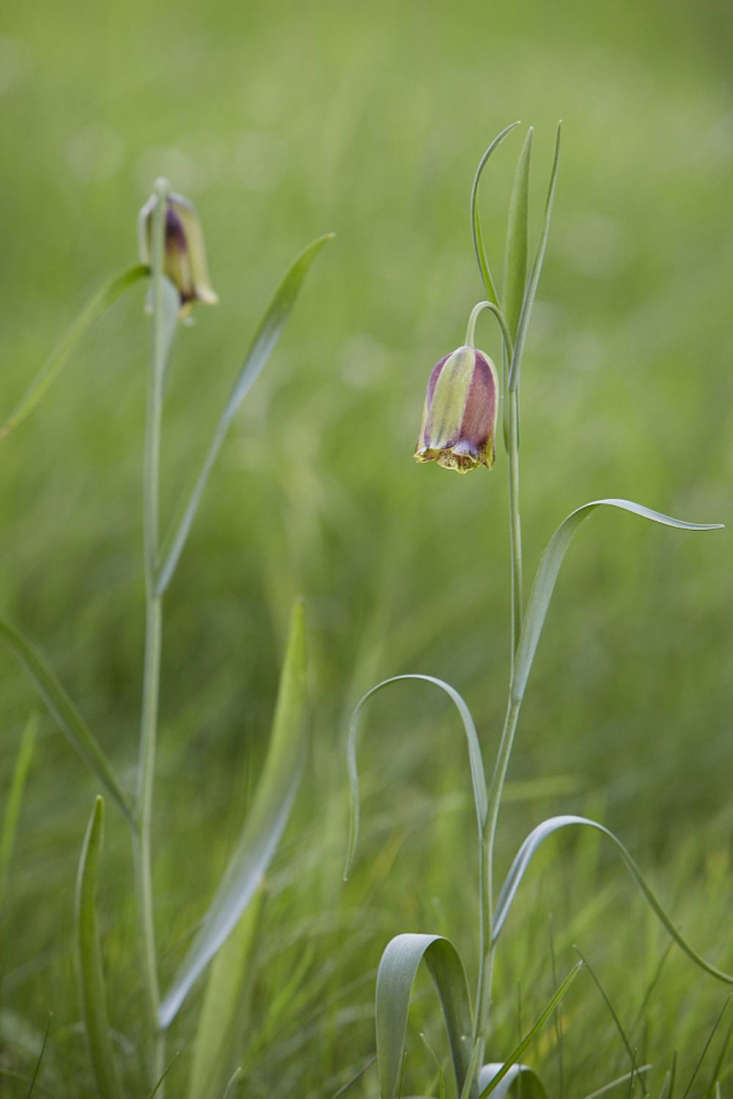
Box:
464;300;513;358
133;176;170;1089
507;388;523;671
463;298;524;1097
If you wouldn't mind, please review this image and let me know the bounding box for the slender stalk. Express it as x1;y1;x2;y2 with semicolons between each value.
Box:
461;697;522;1099
464;300;513;357
133;176;170;1088
461;295;525;1097
507;389;523;669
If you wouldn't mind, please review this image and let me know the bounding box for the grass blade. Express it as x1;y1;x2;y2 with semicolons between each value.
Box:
508;123;561;392
707;1018;733;1095
187;882;265;1099
344;674;487;881
583;1066;653;1099
376;932;474;1099
681;999;729;1098
221;1068;244;1099
155;233;334;595
478;963;582;1097
503;128;533;340
574;948;645;1095
25;1012;51;1099
0;712;37;908
75;797;124;1099
0;618;133;824
512;499;723;706
1;264;148;439
159;599;308;1028
493;815;733;987
470;122;521;304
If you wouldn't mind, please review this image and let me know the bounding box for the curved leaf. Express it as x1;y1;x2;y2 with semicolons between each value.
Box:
1;264;148;439
0;618;134;824
344;674;487;881
493;814;733;987
159;599;308;1028
75;797;124;1099
376;933;474;1099
508;123;561;393
512;499;723;705
155;233;334;595
503;128;533;341
470;123;521;305
479;1064;548;1099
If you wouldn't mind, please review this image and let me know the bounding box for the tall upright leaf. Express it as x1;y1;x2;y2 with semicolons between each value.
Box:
155;234;334;595
508;123;561;392
470;123;520;305
503;128;533;340
75;797;125;1099
159;599;308;1028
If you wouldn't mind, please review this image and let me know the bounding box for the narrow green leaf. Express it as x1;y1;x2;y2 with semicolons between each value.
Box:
582;1066;653;1099
159;599;308;1028
667;1052;678;1099
503;128;533;340
470;123;521;305
75;797;124;1099
221;1069;244;1099
493;815;733;987
330;1058;377;1099
24;1012;51;1099
707;1018;733;1095
508;123;561;392
0;618;134;824
0;713;37;908
376;932;475;1099
479;1063;548;1099
478;964;582;1098
155;233;334;595
1;264;148;439
188;882;265;1099
574;948;646;1095
512;499;723;705
681;999;729;1098
344;674;487;881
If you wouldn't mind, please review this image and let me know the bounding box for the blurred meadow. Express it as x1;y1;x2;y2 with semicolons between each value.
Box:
1;0;733;1094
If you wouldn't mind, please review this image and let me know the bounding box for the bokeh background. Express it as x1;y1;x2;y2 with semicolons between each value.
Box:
1;0;732;1094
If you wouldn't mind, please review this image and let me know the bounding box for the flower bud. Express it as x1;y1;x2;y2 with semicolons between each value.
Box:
138;191;218;317
414;345;499;473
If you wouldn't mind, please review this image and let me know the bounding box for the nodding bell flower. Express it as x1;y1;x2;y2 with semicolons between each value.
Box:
138;191;218;318
414;346;499;473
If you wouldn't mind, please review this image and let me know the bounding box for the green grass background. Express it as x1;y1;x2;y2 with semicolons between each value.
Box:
1;0;732;1094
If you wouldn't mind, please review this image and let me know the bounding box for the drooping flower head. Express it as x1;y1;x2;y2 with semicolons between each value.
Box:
414;345;499;472
138;191;218;318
